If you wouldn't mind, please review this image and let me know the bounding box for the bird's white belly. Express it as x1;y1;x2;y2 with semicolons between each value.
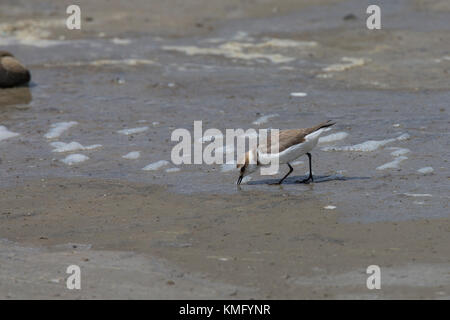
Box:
259;136;319;165
279;138;318;164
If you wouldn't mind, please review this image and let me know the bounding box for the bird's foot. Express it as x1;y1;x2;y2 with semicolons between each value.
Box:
296;176;313;184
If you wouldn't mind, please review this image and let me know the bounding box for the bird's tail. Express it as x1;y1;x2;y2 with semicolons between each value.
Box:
309;120;336;133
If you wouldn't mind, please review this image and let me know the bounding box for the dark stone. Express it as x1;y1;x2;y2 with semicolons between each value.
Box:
343;13;357;21
0;51;31;88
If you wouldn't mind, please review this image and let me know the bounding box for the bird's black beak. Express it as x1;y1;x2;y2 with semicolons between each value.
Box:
237;175;243;185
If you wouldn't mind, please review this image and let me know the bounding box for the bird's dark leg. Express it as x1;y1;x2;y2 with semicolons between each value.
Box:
272;163;293;185
298;153;314;183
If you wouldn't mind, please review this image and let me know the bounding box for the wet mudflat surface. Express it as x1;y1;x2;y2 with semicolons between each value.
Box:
1;178;449;299
0;0;449;298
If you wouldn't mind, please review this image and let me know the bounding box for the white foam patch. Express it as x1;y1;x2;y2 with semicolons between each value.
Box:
117;126;149;135
50;141;102;153
231;31;252;41
318;132;349;144
142;160;170;171
0;18;66;47
122;151;141;160
323;57;366;72
396;133;410;141
403;193;432;197
279;66;294;71
165;167;181;173
44;121;78;139
417;167;434;174
324;140;393;152
0;126;20;141
290;92;307;97
322;133;410;152
317;73;333;79
389;147;410;157
111;38;131;45
45;59;155;68
163;38;316;64
60;154;89;165
0;36;64;47
163;44;296;64
434;56;450;63
203;37;226;44
257;39;317;48
291;160;304;166
252;114;279;125
376;156;408;170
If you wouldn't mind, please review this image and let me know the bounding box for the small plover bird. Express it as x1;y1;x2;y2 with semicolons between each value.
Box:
236;120;335;185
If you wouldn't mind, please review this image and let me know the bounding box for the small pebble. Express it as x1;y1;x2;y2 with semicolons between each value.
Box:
343;13;357;21
417;167;434;175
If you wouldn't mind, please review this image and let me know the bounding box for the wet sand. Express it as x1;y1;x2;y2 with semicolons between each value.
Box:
1;178;449;299
1;0;449;299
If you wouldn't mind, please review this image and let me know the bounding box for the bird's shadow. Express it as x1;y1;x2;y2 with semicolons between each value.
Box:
246;174;370;185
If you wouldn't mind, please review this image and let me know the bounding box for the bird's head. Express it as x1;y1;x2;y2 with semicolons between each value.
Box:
236;150;258;185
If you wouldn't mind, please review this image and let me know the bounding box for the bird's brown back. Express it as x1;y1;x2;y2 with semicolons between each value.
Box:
259;120;335;154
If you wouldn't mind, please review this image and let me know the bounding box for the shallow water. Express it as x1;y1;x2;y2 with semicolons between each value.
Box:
1;0;449;224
